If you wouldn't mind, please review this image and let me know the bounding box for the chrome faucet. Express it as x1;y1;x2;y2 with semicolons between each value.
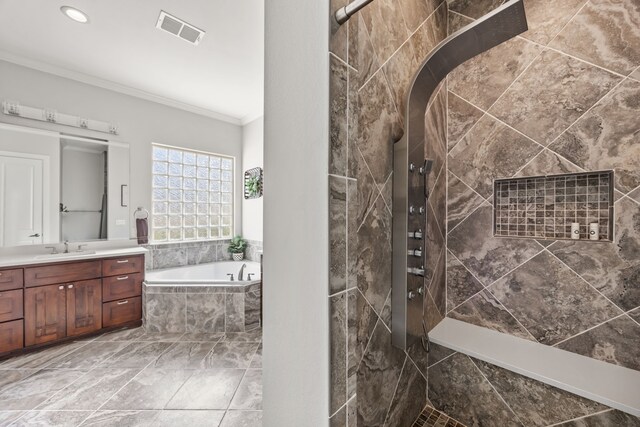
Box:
63;241;70;253
238;263;247;281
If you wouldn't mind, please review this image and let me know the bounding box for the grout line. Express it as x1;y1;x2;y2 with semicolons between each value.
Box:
483;286;540;343
329;399;349;419
467;356;527;426
426;350;458;370
444;75;449;316
627;309;640;328
546;408;613;427
355;306;381;374
329;173;357;182
542;0;590;50
405;350;427;383
551;311;628;348
330;51;358;74
382;355;408;426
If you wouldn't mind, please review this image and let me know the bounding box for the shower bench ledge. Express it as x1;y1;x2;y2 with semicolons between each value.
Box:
429;318;640;417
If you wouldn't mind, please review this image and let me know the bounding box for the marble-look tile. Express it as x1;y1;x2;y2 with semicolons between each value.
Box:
0;370;40;394
356;196;392;315
177;332;225;342
145;293;186;333
0;411;25;425
153;342;217;369
229;369;262;410
383;37;418;114
447;92;483;150
102;368;193;410
185;293;225;333
412;3;448;62
424;203;445;288
557;315;640;371
348;289;376;396
428;353;521;426
449;37;543;110
186;244;217;265
515;149;582;178
446;172;485;232
36;369;138;411
475;359;606;426
380;289;392;331
447;203;544;286
330;56;348;177
427;342;456;367
360;0;410;64
448;114;542;198
398;0;440;33
356;71;402;188
555;409;640;426
629;307;640;324
490;50;621;146
244;290;261;330
94;327;146;342
152;247;188;270
384;356;427;427
347;396;357;427
490;251;621;345
11;410;91;427
406;340;430;377
330;176;347;294
46;342;130;369
222;329;262;343
549;78;640;193
330;0;349;62
99;342;173;368
249;343;262;369
425;291;445;332
448;10;474;34
153;410;226;426
0;369;86;410
632;67;640;81
347;178;358;289
351;143;378;227
136;332;185;342
166;369;244;410
216;243;232;261
429;166;446;235
628;186;640;204
330;405;346;427
425;85;447;187
357;319;406;427
202;341;259;369
448;0;504;19
81;410;160;426
521;0;588;45
220;410;262;427
550;0;640;75
427;248;446;316
446;252;484;312
549;198;640;311
0;342;87;369
330;292;347;414
225;293;245;333
348;15;381;90
450;290;535;340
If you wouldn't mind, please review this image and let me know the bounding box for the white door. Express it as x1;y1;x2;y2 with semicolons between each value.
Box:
0;155;44;246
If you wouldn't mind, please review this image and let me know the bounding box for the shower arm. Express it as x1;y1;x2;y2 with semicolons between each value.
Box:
334;0;373;25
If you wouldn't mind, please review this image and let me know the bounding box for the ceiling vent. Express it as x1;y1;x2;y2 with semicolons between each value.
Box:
156;11;205;45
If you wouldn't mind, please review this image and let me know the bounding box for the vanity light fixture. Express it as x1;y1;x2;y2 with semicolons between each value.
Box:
60;6;89;24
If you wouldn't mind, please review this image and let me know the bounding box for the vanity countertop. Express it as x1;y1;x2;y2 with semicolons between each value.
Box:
0;246;148;268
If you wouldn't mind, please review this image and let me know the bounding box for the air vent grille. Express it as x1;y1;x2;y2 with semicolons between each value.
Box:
156;11;205;45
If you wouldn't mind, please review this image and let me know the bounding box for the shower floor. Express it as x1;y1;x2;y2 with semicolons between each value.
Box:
0;327;262;426
413;405;466;427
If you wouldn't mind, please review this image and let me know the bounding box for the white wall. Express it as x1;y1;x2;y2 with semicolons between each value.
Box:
241;116;263;242
0;60;243;240
263;0;330;424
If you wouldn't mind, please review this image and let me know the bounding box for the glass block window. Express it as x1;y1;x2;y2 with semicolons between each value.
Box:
151;144;234;242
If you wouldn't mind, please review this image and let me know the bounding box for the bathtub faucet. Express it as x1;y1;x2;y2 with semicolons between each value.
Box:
238;263;247;281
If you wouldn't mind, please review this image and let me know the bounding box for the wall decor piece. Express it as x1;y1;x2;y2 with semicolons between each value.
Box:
494;171;614;241
244;167;263;199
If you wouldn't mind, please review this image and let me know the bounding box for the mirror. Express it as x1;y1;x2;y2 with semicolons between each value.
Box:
0;124;130;247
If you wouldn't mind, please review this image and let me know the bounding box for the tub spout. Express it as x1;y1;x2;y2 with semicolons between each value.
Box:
238;263;247;281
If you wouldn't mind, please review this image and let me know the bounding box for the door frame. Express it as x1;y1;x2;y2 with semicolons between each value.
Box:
0;150;50;245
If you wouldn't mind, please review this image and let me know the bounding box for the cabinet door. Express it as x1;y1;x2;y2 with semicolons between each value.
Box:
25;284;66;346
66;279;102;337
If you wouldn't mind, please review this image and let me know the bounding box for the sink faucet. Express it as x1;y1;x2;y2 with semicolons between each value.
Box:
238;263;247;281
63;241;70;254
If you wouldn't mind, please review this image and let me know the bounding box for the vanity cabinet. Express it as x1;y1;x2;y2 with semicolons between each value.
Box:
0;253;144;356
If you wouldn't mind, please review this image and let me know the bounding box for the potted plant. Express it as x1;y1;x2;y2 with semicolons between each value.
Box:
246;175;261;198
228;235;247;261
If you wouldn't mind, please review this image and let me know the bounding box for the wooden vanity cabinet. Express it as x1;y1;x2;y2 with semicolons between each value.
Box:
0;254;144;356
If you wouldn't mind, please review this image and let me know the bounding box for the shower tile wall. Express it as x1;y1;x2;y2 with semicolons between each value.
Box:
429;0;640;424
328;0;448;425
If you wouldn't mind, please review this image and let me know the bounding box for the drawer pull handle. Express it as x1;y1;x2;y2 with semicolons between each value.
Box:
68;284;73;289
117;300;129;305
116;276;129;281
59;285;64;290
116;260;129;264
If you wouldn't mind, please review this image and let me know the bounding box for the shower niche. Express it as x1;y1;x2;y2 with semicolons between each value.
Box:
494;171;614;242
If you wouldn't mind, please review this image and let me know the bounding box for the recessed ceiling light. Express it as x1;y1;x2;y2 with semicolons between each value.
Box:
60;6;89;24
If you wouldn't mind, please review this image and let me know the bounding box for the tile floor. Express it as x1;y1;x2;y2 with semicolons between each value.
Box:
0;327;262;427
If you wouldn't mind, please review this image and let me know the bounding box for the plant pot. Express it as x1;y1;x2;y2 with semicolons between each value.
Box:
232;252;244;261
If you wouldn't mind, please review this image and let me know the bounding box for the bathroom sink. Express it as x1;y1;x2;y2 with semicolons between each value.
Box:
34;251;97;260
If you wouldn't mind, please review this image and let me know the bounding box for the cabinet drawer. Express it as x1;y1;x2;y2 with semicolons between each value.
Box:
0;269;23;291
103;273;142;302
0;289;23;323
25;261;101;288
102;296;141;327
102;256;143;277
0;319;24;353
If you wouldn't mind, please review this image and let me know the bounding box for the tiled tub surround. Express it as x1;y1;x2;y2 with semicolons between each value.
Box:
494;171;614;241
144;283;261;334
144;240;233;271
0;327;263;427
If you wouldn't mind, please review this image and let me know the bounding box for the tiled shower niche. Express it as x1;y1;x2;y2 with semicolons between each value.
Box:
494;171;614;241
